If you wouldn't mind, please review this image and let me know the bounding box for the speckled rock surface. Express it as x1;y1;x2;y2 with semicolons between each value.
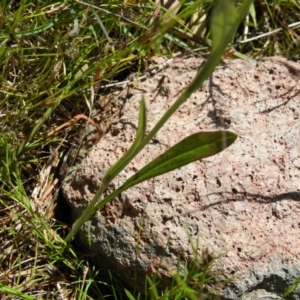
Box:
62;55;300;299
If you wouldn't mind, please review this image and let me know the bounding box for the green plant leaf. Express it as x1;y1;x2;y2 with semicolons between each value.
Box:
124;289;136;300
284;276;300;297
65;98;146;242
0;283;36;300
119;131;237;190
94;131;237;211
211;0;239;53
249;2;257;28
102;97;146;184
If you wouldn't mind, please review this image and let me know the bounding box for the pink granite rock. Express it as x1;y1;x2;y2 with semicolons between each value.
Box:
62;55;300;299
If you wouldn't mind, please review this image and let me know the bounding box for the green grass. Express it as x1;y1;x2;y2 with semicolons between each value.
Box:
0;0;299;299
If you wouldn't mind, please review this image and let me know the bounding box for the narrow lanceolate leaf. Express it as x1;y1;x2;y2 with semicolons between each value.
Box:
122;131;237;190
210;0;239;54
103;98;146;183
